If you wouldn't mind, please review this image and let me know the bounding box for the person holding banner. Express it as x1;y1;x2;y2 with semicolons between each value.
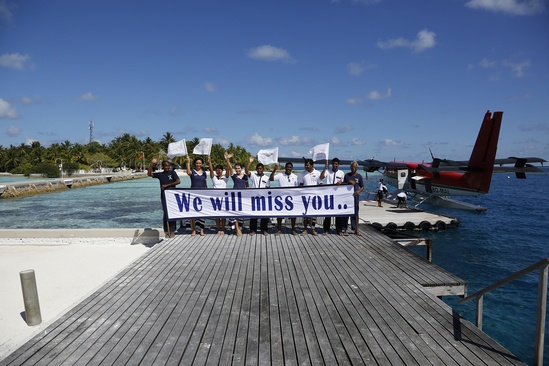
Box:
344;161;365;236
320;157;346;235
246;156;270;236
299;158;323;235
186;155;208;236
269;162;298;235
229;161;249;236
209;153;233;235
148;158;180;238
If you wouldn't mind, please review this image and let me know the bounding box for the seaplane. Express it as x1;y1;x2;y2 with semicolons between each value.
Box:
360;110;546;211
278;110;545;212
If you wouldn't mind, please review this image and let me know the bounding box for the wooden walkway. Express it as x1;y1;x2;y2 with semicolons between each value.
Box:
1;225;524;365
358;199;459;231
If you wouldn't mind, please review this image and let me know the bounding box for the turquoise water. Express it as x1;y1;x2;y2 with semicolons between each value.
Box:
1;172;549;364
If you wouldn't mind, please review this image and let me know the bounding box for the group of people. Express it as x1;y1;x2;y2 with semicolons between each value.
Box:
148;154;365;238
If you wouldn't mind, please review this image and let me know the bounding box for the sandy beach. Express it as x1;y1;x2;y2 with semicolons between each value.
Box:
0;229;160;361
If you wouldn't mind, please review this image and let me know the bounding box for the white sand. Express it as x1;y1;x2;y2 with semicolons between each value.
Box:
0;235;154;361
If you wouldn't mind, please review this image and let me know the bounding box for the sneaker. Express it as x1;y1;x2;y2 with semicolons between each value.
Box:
250;231;255;236
275;230;282;236
291;230;297;236
311;230;318;236
262;231;269;236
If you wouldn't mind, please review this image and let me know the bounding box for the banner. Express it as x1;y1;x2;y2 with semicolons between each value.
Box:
193;138;213;155
164;184;355;220
309;143;329;162
167;139;187;158
257;147;278;165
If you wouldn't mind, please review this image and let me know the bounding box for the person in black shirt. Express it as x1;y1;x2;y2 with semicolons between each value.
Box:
148;158;180;238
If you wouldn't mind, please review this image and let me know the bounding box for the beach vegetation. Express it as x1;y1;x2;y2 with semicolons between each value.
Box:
0;135;253;174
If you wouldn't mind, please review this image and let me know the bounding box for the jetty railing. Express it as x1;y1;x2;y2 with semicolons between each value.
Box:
460;257;549;366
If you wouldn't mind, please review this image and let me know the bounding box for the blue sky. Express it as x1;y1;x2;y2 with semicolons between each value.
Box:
1;0;548;162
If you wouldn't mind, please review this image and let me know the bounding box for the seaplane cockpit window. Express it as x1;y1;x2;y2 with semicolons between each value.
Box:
400;172;406;177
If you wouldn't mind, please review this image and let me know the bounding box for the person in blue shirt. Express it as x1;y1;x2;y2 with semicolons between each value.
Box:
148;158;180;238
185;155;208;236
343;161;365;236
229;161;249;236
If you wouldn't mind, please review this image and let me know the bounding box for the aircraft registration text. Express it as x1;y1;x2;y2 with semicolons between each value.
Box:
432;187;450;195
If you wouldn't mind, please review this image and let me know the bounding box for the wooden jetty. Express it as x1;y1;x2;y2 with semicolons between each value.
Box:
1;225;524;365
358;199;459;231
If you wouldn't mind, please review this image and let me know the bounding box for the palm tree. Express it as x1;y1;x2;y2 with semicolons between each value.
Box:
160;132;176;150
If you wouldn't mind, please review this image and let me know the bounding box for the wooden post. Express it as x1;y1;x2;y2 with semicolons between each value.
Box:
20;269;42;326
476;295;483;330
535;264;548;366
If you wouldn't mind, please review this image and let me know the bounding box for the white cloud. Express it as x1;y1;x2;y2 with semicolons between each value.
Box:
479;58;497;68
0;0;15;23
216;137;230;147
465;0;545;15
204;82;218;92
247;45;295;63
7;124;20;137
367;87;392;100
78;92;97;101
346;88;392;105
0;98;19;119
335;124;352;133
377;29;436;53
351;138;364;145
351;0;384;4
170;106;183;116
329;136;341;145
247;132;272;147
347;61;376;76
0;53;31;70
345;96;362;105
278;135;301;146
503;59;531;77
384;138;404;147
204;127;218;134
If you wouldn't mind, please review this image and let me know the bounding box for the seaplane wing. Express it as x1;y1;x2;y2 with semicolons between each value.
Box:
420;157;546;177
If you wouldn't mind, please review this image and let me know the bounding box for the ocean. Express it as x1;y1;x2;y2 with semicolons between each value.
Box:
1;170;548;364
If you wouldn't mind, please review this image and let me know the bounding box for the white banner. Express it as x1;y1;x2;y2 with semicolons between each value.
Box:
164;184;355;220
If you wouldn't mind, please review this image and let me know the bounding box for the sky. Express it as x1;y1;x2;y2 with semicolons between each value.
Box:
0;0;548;163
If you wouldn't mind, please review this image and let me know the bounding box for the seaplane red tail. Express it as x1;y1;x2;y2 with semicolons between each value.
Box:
464;110;503;194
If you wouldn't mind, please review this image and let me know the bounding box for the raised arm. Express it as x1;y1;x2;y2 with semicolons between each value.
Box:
269;163;279;181
319;160;329;180
185;155;192;176
245;155;254;176
208;155;214;179
147;157;157;177
224;152;233;177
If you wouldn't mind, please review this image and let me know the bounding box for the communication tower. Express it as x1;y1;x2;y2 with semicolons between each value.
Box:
89;120;94;144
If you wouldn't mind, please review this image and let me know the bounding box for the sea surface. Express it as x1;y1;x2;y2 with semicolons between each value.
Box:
1;170;549;364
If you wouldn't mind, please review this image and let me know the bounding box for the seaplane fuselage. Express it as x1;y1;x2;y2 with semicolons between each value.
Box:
383;164;486;198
